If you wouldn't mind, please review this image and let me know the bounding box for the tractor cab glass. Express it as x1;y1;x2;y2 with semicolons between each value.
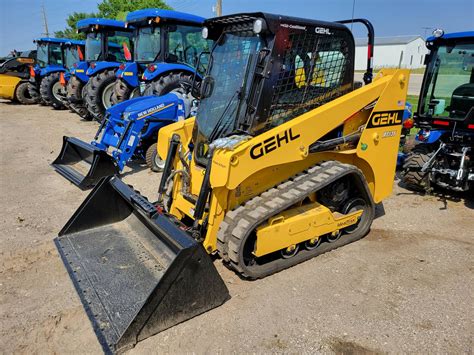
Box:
36;43;49;67
194;32;263;165
167;25;211;67
107;31;133;62
420;42;474;119
64;45;80;68
135;27;161;62
86;32;102;61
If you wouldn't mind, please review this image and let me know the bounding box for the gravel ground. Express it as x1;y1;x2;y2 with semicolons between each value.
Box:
0;101;472;354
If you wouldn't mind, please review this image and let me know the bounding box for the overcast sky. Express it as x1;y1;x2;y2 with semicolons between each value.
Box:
0;0;472;55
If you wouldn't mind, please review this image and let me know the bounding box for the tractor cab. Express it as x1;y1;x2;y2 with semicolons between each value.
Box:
113;9;211;103
70;19;133;119
29;38;85;106
73;18;133;83
415;31;474;130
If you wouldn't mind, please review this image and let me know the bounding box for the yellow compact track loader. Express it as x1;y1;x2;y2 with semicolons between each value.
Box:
56;13;409;353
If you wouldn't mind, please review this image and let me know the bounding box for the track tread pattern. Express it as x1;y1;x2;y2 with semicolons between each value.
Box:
217;161;372;279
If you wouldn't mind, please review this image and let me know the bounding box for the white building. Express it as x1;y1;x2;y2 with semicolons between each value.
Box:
355;35;429;70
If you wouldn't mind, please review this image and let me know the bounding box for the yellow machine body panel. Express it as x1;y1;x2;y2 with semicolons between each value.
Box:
159;69;409;255
0;74;21;100
254;202;363;257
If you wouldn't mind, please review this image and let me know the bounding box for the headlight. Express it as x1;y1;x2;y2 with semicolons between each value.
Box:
432;28;444;38
202;26;209;39
253;18;266;34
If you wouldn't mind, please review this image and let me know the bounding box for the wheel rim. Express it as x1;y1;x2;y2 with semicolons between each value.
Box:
281;244;299;259
342;198;368;234
326;230;342;243
102;82;115;109
305;237;321;250
52;81;64;101
154;154;166;170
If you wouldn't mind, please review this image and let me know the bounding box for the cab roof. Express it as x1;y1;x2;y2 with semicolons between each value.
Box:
126;8;205;26
427;31;474;42
77;18;131;32
35;38;85;46
204;12;350;34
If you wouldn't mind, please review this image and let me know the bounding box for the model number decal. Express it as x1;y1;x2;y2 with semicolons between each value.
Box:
382;130;397;138
250;128;300;159
367;110;404;128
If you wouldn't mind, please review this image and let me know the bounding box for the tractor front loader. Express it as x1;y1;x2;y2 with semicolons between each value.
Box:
56;13;409;353
52;89;196;189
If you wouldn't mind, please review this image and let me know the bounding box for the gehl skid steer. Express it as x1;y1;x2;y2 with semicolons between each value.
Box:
56;13;409;353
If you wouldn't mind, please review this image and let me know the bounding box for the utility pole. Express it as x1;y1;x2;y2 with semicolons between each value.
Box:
215;0;222;16
41;2;49;37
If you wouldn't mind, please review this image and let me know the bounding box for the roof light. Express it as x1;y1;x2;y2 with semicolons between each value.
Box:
154;16;160;23
253;18;266;34
202;26;209;39
432;28;444;38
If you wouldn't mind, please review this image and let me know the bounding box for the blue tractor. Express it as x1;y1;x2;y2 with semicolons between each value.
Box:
66;18;134;119
111;9;210;105
75;19;134;121
28;38;85;109
52;87;196;188
401;30;474;192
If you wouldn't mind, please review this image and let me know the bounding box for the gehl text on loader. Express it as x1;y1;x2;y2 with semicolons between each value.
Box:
55;13;409;354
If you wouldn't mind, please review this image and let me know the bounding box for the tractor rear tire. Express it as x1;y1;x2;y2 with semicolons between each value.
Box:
84;69;117;122
401;144;434;191
28;81;43;104
40;72;66;109
15;82;36;104
111;78;140;105
143;72;194;97
145;143;165;172
67;76;92;120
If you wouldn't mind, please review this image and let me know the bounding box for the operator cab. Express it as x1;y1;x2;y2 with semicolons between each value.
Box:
416;31;474;129
194;13;371;166
77;18;134;63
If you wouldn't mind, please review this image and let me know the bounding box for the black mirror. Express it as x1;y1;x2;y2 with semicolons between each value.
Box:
200;75;215;99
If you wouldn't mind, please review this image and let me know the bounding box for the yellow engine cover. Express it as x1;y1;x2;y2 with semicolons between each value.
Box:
0;74;21;100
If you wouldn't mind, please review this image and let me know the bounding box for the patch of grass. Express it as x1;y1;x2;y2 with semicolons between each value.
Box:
406;95;419;113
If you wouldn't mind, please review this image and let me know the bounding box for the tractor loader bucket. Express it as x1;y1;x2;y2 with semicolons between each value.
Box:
52;136;118;189
55;176;229;354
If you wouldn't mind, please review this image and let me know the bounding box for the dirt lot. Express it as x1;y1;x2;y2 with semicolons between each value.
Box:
0;101;473;354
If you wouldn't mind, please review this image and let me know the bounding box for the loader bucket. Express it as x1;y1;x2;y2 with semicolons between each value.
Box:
55;176;229;354
52;136;118;189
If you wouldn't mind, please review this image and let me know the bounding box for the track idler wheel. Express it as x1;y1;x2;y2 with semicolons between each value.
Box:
341;197;368;234
281;244;299;258
304;237;321;250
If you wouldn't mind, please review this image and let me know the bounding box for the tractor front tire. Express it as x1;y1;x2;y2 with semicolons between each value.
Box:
111;78;140;105
67;76;91;120
146;143;165;172
40;72;66;109
84;69;117;122
28;81;43;104
15;82;36;104
401;144;434;192
143;72;194;97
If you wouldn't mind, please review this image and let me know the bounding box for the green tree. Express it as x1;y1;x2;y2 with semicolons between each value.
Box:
97;0;172;21
55;12;97;39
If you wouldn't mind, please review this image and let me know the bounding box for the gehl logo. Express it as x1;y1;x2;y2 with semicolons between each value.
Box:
250;128;300;159
315;27;332;35
367;110;404;128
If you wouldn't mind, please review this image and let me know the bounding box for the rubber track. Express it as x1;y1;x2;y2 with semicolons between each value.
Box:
217;161;374;279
